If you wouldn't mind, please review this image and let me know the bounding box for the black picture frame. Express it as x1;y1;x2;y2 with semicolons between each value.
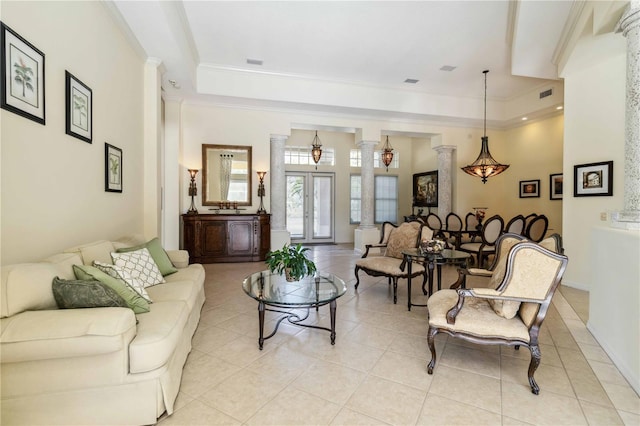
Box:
519;179;540;198
550;173;563;200
574;161;613;197
65;71;92;143
413;171;438;207
1;21;45;125
105;143;122;193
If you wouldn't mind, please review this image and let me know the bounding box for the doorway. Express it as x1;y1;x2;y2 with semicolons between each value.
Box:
285;172;334;243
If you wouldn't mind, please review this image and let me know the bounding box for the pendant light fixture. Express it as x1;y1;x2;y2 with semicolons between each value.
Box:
311;131;322;169
461;70;509;183
381;135;394;171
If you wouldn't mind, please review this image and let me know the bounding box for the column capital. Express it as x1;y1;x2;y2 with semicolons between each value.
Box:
617;2;640;36
356;140;379;149
433;145;457;154
270;134;289;144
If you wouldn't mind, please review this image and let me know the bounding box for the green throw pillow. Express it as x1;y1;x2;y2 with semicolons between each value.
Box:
73;264;150;313
116;237;178;276
52;277;128;309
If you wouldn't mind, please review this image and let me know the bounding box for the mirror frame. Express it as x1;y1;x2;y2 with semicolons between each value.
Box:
201;144;252;206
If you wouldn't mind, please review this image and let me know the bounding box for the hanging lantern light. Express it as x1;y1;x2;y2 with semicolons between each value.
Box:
381;135;394;171
311;131;322;170
461;70;509;183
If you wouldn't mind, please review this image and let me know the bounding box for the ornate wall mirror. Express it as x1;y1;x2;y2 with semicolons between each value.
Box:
202;144;252;206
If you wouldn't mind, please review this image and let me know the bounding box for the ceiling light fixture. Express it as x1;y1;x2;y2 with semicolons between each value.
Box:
461;70;510;184
381;135;394;172
522;117;528;121
311;131;322;170
556;105;564;110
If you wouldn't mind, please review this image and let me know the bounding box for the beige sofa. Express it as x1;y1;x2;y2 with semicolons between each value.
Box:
0;237;205;425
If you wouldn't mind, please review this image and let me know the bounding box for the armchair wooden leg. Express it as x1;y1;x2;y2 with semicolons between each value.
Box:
392;277;398;303
528;344;541;395
354;266;361;290
427;327;438;374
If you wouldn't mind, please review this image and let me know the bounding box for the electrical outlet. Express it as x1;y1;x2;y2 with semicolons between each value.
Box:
600;212;607;221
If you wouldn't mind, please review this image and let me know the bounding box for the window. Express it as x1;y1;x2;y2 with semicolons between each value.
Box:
350;174;398;224
349;149;400;169
285;146;335;166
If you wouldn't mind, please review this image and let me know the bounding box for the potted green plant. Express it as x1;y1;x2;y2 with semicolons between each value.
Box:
265;243;317;281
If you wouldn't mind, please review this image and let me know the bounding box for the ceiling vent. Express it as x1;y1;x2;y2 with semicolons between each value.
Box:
404;78;419;84
539;88;553;99
246;58;263;66
440;65;457;71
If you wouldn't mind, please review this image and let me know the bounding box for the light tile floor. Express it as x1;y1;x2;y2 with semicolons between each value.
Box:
158;244;639;425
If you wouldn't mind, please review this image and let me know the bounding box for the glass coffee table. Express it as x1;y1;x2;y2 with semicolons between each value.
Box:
402;248;471;310
242;271;347;349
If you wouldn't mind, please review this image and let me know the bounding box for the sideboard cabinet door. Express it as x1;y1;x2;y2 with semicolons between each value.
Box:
181;214;270;263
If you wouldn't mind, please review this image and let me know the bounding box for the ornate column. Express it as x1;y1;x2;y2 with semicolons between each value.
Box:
270;134;290;248
613;1;640;228
354;140;379;252
434;145;456;217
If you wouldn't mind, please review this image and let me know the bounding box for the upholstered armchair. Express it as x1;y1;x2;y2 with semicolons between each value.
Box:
426;242;568;395
354;221;428;304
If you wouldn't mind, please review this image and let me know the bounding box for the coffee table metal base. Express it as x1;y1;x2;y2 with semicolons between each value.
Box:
257;300;337;350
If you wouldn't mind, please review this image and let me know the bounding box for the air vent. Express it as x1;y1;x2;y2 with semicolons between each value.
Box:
440;65;457;71
246;58;263;65
404;78;419;84
540;88;553;99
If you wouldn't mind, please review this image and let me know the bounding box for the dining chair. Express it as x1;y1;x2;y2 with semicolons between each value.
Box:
525;214;549;242
504;214;526;235
424;212;446;239
426;242;569;395
444;212;464;248
459;214;504;267
459;212;480;245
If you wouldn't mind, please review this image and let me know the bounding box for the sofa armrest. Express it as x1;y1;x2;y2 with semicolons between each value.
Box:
1;308;136;363
166;250;189;268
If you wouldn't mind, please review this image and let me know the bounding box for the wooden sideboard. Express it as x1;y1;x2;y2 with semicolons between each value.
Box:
181;214;271;263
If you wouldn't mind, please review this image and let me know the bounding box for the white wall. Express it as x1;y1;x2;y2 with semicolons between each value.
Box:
561;32;627;290
1;1;145;264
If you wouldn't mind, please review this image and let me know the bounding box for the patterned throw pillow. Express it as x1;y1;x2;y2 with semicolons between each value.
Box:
93;260;153;302
110;248;165;288
116;237;178;276
52;277;128;309
73;264;150;313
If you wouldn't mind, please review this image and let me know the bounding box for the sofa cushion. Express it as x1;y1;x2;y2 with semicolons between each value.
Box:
146;281;200;311
116;238;178;276
163;263;205;286
111;248;166;287
1;263;60;318
42;253;83;279
64;240;116;266
129;301;188;373
93;261;153;302
52;277;128;309
0;308;136;363
73;265;150;314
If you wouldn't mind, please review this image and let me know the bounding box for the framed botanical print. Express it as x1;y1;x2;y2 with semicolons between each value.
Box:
550;173;563;200
105;143;122;193
519;179;540;198
65;71;92;143
574;161;613;197
1;22;45;124
413;171;438;207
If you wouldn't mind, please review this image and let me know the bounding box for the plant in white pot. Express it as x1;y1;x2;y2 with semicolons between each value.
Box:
265;243;317;281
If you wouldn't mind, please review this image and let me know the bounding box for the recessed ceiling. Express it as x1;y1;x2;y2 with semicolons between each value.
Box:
108;0;574;124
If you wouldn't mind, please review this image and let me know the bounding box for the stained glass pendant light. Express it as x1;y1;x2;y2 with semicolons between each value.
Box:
461;70;509;183
311;131;322;169
381;136;394;171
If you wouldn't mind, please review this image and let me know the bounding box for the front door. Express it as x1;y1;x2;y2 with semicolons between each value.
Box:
285;172;334;243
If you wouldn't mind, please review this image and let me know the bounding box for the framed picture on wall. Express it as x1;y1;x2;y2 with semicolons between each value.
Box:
65;71;92;143
105;143;122;193
1;22;46;125
519;179;540;198
413;171;438;207
550;173;563;200
574;161;613;197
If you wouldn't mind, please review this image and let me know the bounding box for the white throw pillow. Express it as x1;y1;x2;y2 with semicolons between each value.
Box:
110;248;165;288
93;261;153;302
